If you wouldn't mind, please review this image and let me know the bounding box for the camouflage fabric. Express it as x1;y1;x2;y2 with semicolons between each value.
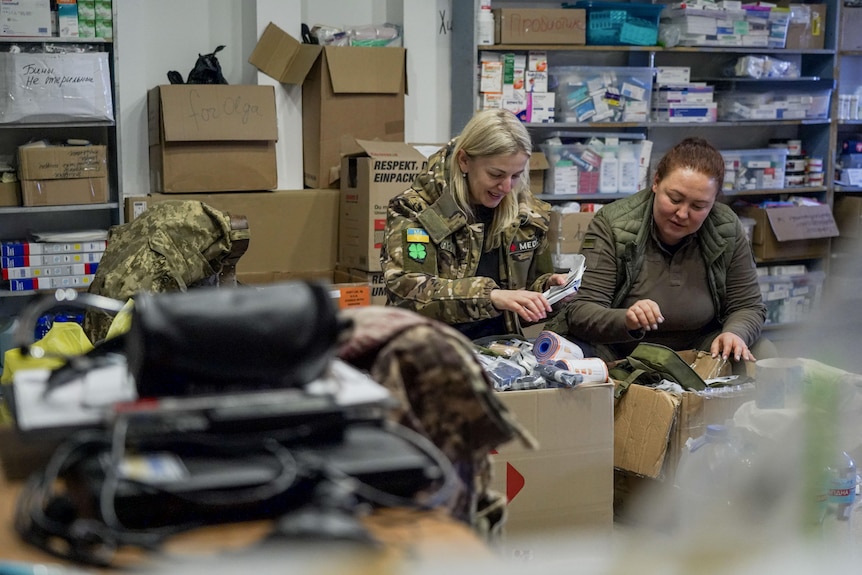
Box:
380;141;555;336
82;201;250;344
337;305;536;535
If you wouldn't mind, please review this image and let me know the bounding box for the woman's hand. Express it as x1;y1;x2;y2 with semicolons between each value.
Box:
710;332;755;362
490;289;553;323
624;299;664;332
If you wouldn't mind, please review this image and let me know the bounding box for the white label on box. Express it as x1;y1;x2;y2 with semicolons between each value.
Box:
656;67;691;86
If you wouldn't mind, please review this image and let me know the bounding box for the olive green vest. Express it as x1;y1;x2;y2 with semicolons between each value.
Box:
597;188;741;323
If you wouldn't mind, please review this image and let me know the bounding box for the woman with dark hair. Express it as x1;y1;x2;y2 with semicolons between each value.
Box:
380;109;572;339
546;137;771;364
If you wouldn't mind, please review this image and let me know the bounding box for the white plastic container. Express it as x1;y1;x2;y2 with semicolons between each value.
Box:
477;8;495;45
599;149;619;194
617;143;639;194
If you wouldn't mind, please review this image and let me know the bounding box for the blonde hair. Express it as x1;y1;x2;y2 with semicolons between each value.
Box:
449;109;532;249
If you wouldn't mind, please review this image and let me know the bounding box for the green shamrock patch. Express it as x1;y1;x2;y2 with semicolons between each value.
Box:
408;243;427;262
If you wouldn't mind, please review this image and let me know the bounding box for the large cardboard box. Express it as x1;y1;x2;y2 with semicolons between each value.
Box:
249;22;407;189
548;210;594;254
339;140;434;272
147;85;278;194
142;189;339;285
784;4;826;50
18;144;109;207
493;8;586;45
735;205;838;262
490;384;614;539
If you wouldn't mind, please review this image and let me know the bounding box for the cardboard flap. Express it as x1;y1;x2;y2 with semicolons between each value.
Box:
766;204;838;241
613;383;680;478
158;85;278;143
346;138;430;162
324;46;406;94
248;22;322;85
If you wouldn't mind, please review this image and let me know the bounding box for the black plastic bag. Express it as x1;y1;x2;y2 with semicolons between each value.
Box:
167;45;228;85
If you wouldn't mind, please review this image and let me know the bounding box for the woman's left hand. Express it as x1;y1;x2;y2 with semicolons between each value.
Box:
710;332;755;362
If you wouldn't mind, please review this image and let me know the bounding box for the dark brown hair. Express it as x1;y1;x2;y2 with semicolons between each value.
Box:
654;137;724;195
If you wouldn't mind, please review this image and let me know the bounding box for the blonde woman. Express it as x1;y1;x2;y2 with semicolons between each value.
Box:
381;109;571;339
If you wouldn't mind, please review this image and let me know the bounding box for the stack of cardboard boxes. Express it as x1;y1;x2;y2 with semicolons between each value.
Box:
134;21;410;309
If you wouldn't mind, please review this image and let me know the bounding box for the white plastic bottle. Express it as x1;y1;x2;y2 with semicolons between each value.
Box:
599;148;619;194
617;143;639;194
477;6;495;46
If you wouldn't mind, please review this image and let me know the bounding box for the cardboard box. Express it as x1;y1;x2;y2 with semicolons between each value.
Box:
493;8;586;45
490;384;614;539
784;4;826;50
339;140;435;271
18;144;107;180
142;189;339;285
0;0;50;37
735;205;838;262
0;181;20;207
834;196;862;240
614;350;755;480
249;22;407;189
841;6;862;51
21;177;107;207
529;151;549;196
548;210;594;254
147;85;278;193
18;144;109;207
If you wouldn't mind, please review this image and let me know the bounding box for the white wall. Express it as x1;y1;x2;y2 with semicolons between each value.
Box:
115;0;451;200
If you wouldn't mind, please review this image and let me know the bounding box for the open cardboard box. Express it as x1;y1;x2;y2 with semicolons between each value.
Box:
735;204;838;262
614;350;756;480
249;22;407;189
339;139;437;272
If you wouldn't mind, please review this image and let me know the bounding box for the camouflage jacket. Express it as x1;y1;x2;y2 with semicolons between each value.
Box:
380;141;554;335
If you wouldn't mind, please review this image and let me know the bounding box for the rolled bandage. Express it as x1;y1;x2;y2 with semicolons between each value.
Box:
533;330;585;363
554;358;609;383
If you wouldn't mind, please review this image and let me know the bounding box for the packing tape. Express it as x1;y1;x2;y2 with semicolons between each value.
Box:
533;330;584;363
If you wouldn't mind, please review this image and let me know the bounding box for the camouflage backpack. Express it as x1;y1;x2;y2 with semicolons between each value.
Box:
82;200;250;344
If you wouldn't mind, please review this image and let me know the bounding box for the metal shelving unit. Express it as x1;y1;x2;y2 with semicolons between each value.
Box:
0;29;121;318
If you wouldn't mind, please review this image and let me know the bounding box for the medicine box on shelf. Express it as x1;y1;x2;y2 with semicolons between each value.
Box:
758;270;825;325
551;66;654;124
720;148;787;193
568;1;664;46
